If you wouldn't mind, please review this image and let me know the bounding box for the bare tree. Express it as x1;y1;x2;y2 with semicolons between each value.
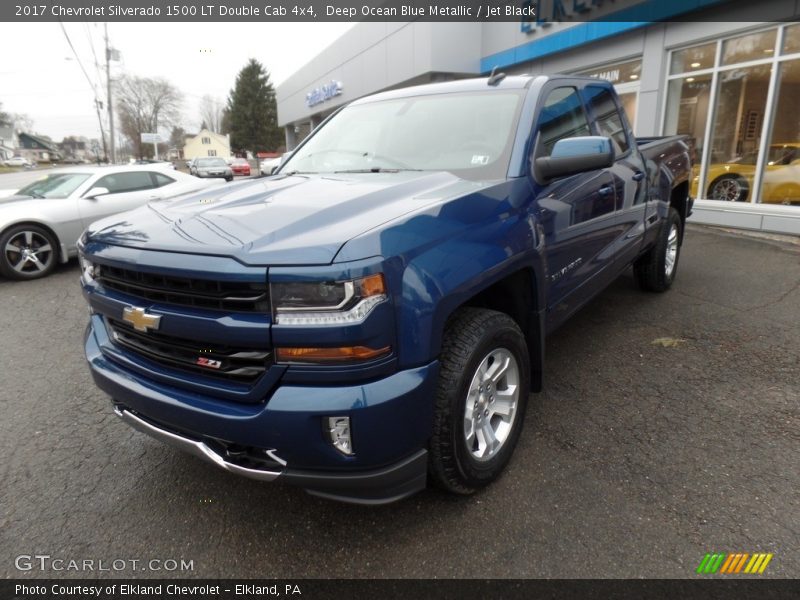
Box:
116;75;183;158
11;113;34;132
198;95;224;133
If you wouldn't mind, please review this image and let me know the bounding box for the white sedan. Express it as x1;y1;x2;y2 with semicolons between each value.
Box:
3;156;34;168
0;165;225;280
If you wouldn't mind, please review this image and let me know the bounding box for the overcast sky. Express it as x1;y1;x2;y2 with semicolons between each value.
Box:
0;22;354;142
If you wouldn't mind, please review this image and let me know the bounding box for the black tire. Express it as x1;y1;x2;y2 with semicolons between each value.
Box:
0;224;59;280
429;307;530;494
225;176;233;182
634;207;683;292
708;174;749;202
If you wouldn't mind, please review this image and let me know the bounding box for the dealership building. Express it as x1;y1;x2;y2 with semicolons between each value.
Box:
276;0;800;235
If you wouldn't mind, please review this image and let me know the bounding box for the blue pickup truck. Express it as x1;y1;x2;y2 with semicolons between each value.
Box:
80;75;692;504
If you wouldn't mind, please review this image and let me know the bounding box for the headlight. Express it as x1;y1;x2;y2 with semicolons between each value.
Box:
272;273;387;326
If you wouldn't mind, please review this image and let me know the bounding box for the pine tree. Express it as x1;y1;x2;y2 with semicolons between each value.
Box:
226;59;282;154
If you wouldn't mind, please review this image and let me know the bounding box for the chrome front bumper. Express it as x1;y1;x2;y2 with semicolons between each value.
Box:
114;407;285;482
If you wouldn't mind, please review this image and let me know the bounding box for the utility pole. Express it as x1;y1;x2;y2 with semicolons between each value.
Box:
105;23;115;164
93;98;108;162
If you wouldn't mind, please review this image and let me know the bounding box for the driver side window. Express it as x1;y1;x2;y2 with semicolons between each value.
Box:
537;87;591;158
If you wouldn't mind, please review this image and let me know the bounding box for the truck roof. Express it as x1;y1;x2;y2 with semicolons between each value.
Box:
351;74;609;106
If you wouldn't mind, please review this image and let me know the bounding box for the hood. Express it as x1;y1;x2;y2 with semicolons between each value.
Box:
85;172;490;265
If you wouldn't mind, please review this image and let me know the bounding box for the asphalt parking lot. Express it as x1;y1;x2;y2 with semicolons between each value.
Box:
0;225;798;579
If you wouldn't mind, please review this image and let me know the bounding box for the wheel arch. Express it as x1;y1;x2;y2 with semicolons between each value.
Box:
706;172;750;202
437;267;545;393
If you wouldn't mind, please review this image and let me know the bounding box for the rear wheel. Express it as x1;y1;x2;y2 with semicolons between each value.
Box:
429;308;530;494
634;207;682;292
0;224;59;280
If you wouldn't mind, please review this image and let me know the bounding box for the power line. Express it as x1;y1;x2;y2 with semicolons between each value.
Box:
59;21;109;159
84;22;106;96
59;22;99;96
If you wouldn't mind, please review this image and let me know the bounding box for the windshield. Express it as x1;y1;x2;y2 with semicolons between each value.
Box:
280;90;525;180
16;173;91;199
197;158;226;167
767;145;799;165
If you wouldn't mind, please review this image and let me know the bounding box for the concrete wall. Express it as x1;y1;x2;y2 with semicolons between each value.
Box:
276;22;481;127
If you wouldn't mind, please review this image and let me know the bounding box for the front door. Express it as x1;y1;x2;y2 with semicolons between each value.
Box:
530;85;620;331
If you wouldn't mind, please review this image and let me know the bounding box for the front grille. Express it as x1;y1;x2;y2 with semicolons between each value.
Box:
96;264;269;312
107;318;271;383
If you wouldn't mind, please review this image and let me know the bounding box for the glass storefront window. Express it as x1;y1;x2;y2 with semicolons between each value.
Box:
670;42;716;74
721;29;777;65
704;64;772;202
783;24;800;55
758;59;800;206
664;74;712;170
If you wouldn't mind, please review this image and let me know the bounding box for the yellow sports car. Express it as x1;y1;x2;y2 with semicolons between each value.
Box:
691;143;800;204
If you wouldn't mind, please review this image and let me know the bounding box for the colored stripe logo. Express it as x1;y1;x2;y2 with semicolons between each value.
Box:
696;552;773;574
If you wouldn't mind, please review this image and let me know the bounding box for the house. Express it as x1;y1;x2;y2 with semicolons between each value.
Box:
183;129;231;161
0;126;18;160
59;136;90;161
18;132;62;163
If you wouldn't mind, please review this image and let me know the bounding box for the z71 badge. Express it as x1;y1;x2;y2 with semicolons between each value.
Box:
196;357;222;369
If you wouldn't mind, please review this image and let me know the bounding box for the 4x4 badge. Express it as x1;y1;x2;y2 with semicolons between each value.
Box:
122;306;161;332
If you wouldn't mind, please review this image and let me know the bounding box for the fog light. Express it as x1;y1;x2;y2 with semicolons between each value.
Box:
325;416;353;456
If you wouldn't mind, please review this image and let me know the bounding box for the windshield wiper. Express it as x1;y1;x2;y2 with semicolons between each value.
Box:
334;168;423;174
284;170;318;175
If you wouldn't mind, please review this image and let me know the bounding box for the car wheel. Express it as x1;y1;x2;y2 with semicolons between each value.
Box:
0;224;59;280
634;207;682;293
708;174;749;202
429;307;530;494
225;176;233;182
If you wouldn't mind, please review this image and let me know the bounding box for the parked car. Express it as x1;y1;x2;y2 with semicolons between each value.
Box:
133;159;176;170
79;75;692;504
3;156;34;168
230;158;251;176
190;157;233;181
0;165;225;280
691;143;800;204
259;156;281;175
259;153;290;176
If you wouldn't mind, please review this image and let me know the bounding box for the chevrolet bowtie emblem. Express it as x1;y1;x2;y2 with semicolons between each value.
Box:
122;306;161;332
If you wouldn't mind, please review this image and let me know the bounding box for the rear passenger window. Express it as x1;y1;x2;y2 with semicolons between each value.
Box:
95;172;157;194
152;172;175;187
537;87;591;157
584;86;630;155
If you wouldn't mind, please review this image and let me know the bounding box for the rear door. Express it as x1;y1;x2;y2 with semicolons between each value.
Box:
530;84;619;330
582;84;648;270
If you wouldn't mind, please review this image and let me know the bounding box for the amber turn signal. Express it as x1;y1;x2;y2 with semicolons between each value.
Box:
276;345;391;364
358;273;386;297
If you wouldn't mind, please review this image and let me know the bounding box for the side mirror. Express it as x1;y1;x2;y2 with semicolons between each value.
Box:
84;186;110;199
534;136;615;182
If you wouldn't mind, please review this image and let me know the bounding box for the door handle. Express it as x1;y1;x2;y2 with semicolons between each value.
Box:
632;171;645;182
598;186;613;196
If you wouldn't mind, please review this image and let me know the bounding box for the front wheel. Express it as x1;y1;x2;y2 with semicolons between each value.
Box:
708;174;749;202
429;307;530;494
0;224;59;280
